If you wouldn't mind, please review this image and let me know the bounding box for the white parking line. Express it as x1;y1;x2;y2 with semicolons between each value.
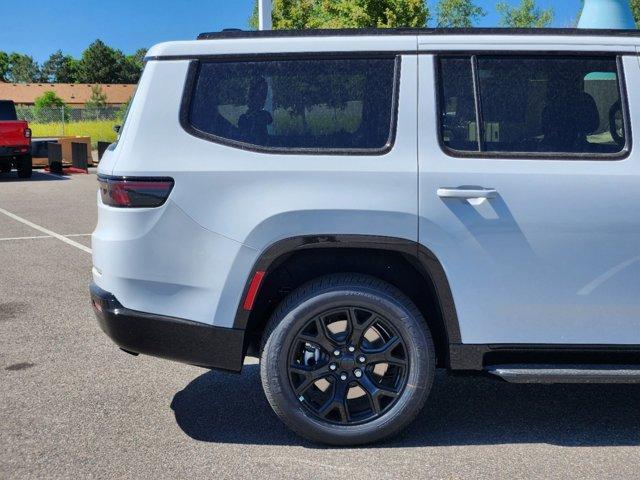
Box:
0;235;51;241
0;206;92;254
0;233;91;242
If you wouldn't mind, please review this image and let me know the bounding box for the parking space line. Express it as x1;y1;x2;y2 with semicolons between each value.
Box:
0;206;92;254
0;235;51;242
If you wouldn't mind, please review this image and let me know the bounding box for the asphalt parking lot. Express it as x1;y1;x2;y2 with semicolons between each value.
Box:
1;169;640;479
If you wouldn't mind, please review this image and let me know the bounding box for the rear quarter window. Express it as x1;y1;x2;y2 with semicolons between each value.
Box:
0;101;17;121
183;56;399;154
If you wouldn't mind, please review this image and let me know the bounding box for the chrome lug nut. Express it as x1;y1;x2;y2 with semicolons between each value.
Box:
333;349;341;357
340;373;348;381
329;363;337;371
354;369;363;378
348;346;355;353
299;396;305;402
358;355;366;363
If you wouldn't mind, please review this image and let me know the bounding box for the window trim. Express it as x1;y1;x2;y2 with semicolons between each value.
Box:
435;53;633;161
179;54;402;156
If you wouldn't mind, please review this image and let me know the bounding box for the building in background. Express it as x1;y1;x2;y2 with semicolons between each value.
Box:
0;83;135;108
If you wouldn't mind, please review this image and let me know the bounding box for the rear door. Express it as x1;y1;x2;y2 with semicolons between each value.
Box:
418;51;640;345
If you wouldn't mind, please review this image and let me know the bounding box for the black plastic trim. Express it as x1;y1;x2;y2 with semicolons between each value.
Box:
231;235;462;348
90;283;245;372
178;55;401;156
450;344;640;371
435;53;633;161
196;27;640;41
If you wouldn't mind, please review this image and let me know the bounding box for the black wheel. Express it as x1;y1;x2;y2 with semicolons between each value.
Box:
17;155;32;179
260;274;435;445
0;162;11;173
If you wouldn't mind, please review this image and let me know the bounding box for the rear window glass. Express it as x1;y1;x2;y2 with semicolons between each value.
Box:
186;57;398;152
439;55;628;157
0;101;17;121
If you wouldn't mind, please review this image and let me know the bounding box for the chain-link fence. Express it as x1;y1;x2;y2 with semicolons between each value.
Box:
16;106;122;146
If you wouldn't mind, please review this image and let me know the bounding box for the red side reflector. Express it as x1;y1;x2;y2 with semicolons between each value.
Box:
243;271;266;311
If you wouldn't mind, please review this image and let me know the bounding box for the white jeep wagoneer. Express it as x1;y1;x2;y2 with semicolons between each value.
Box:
91;27;640;445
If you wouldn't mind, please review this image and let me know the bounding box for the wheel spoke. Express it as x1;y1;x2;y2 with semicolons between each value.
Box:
347;309;377;347
357;372;399;414
299;317;336;352
319;379;350;423
290;364;329;395
362;336;406;367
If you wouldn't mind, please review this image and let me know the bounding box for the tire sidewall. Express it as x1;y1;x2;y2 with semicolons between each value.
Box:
262;283;434;445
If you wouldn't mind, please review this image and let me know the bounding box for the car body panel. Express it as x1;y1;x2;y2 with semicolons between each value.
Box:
418;54;640;344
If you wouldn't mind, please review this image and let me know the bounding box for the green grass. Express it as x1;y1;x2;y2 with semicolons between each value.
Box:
30;120;118;149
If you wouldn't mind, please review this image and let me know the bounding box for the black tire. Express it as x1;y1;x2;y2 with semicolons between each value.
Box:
0;161;11;173
260;273;435;446
17;155;32;179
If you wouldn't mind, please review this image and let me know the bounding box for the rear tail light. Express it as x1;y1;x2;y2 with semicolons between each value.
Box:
24;128;31;138
98;175;174;208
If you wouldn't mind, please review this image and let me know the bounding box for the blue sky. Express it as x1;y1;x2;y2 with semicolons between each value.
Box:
1;0;582;63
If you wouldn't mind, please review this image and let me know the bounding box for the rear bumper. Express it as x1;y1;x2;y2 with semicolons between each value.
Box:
0;145;29;156
90;282;245;372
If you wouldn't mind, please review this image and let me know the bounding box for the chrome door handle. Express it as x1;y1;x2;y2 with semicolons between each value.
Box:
437;188;498;199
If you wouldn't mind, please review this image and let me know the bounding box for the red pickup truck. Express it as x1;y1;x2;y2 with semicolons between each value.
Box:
0;100;32;178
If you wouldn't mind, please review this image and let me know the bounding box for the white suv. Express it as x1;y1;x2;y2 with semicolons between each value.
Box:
91;28;640;445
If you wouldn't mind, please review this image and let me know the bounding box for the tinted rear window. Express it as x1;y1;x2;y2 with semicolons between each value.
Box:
0;101;17;121
186;57;398;152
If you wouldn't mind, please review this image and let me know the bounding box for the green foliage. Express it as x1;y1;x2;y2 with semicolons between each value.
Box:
6;53;41;82
0;52;9;81
497;0;553;28
118;48;147;84
41;50;79;83
249;0;430;29
84;85;109;119
632;0;640;27
77;40;125;83
33;91;69;122
76;41;145;84
436;0;486;27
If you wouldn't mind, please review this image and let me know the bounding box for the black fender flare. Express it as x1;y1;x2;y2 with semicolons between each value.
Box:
232;235;462;347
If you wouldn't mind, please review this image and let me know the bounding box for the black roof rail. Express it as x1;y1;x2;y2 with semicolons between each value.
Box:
197;27;640;40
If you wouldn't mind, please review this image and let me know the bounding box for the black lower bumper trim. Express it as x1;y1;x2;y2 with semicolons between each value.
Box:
90;283;245;372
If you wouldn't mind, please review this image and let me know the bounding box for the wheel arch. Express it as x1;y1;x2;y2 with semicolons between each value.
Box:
234;235;461;367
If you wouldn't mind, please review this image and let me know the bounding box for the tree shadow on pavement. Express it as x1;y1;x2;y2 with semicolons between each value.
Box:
0;171;69;182
171;366;640;448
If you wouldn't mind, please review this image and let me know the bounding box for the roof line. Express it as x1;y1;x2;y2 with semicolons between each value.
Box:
197;27;640;40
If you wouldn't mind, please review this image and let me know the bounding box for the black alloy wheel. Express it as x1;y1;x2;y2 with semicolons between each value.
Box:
288;306;408;425
261;274;435;446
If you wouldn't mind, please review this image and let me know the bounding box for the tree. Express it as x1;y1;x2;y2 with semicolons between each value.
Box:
0;52;9;81
77;40;125;83
33;91;68;122
497;0;553;28
41;50;79;83
249;0;430;29
118;48;147;83
6;53;41;82
436;0;485;27
632;0;640;27
84;85;108;119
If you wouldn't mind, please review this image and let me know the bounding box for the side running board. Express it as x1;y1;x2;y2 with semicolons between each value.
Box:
486;365;640;384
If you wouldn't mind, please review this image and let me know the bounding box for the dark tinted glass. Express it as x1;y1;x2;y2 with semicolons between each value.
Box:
0;101;17;121
476;56;625;154
438;55;626;156
189;58;397;151
438;57;478;152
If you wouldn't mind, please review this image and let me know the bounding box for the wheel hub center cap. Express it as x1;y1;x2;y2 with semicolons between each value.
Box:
339;354;355;371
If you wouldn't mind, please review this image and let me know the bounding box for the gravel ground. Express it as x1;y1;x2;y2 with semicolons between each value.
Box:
1;169;639;479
